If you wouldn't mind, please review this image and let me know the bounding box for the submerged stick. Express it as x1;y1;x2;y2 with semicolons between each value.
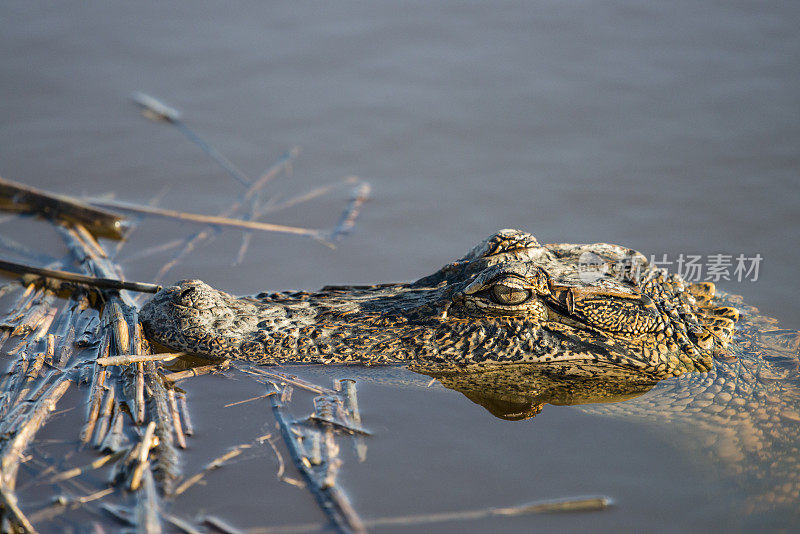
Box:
0;175;126;239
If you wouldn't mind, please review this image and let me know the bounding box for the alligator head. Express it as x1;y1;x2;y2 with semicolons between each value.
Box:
141;229;738;378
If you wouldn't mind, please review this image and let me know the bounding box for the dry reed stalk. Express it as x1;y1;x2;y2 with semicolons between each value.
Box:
167;388;186;449
174;445;252;496
135;467;162;534
95;353;183;366
80;341;108;444
13;348;47;405
329;182;370;242
108;302;129;354
242;367;336;396
162;363;225;383
256;176;359;218
0;258;161;294
135;362;145;424
0;378;72;490
26;487;116;524
131;91;252;189
267;385;366;534
163;513;204;534
0;234;60;266
0;175;126;238
92;385;115;449
340;380;367;461
9;289;53;338
99;409;126;452
223;393;271;408
88;199;322;238
129;421;157;491
176;392;193;436
248;496;612;533
74;224;108;259
0;282;35;326
0;358;28;421
0;486;38;534
202;515;245;534
48;449;129;483
153;147;301;281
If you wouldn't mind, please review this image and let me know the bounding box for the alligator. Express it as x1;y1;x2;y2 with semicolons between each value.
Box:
141;229;800;515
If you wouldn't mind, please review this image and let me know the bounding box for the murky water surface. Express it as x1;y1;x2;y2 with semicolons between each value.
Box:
1;1;799;532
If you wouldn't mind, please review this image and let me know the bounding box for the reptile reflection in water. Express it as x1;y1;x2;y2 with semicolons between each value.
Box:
412;361;657;421
142;229;800;515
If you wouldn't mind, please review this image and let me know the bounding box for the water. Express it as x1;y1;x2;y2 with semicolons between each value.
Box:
1;1;799;531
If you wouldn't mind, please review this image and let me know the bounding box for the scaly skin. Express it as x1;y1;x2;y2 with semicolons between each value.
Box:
141;229;740;377
141;229;800;515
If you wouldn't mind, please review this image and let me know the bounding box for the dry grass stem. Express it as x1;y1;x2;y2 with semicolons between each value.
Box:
167;388;187;449
88;199;323;238
0;486;38;533
95;353;183;366
0;258;161;294
1;378;72;490
329;181;370;242
92;386;115;448
48;449;128;483
177;392;193;436
0;175;126;239
129;421;157;491
268;385;366;534
163;363;227;383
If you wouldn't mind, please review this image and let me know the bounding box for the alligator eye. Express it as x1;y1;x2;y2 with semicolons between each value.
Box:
490;281;530;306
